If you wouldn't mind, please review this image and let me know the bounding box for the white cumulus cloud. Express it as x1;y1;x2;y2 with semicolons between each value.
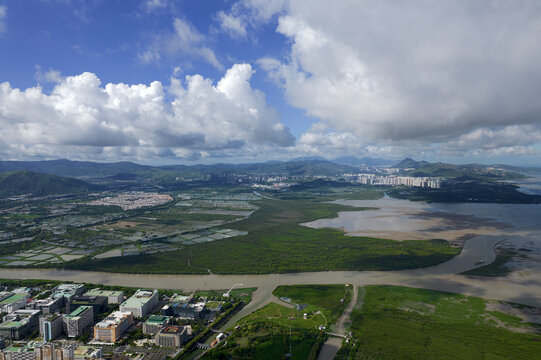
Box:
0;64;294;161
217;11;247;39
139;18;223;70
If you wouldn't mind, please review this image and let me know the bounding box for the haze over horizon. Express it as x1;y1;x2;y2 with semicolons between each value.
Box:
1;1;541;166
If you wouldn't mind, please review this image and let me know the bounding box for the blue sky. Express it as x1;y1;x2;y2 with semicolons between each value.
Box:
1;0;541;165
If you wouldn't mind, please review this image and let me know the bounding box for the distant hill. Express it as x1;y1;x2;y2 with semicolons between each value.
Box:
0;158;526;182
0;170;101;196
163;159;359;177
391;158;524;180
393;157;430;169
0;159;358;180
0;159;153;178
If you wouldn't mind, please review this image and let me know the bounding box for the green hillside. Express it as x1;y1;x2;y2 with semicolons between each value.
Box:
0;159;359;180
393;158;525;180
0;170;101;196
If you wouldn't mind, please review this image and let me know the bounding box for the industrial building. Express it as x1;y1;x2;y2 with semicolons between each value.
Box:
119;289;158;317
142;315;170;335
154;326;188;347
52;284;85;302
0;342;97;360
34;343;75;360
26;297;63;314
93;311;133;343
0;293;30;314
83;289;124;304
63;306;93;338
39;314;63;342
68;296;107;315
0;344;36;360
0;310;41;340
163;302;206;320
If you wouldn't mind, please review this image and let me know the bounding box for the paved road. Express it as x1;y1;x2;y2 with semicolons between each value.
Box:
317;285;358;360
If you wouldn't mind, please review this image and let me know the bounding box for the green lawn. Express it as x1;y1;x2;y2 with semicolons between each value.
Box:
336;285;541;360
66;192;460;274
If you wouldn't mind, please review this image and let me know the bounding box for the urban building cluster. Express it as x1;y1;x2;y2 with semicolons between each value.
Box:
251;182;294;190
88;192;173;210
0;283;228;359
205;173;300;184
0;341;102;360
342;174;441;188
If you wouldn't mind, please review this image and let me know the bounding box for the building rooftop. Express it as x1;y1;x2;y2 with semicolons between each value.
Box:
160;326;184;335
52;284;85;299
145;315;169;324
94;311;131;328
41;313;61;320
2;309;40;324
54;284;84;292
0;293;26;305
0;321;24;328
73;346;101;359
30;297;58;305
84;289;123;297
121;289;157;308
65;305;92;319
170;294;192;303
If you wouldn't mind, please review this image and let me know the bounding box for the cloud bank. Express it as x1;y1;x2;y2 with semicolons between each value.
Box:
246;0;541;159
0;64;294;161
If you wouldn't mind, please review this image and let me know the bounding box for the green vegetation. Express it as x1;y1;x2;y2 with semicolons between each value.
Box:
273;284;351;327
202;285;349;359
178;301;245;359
461;250;515;277
66;193;460;274
0;158;359;181
394;157;525;180
336;285;541;359
74;204;123;215
0;238;43;257
389;180;541;204
195;288;257;303
202;322;323;360
0;170;100;196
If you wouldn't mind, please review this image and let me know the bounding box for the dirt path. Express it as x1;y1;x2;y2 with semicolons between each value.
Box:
334;284;358;335
317;285;359;360
317;338;342;360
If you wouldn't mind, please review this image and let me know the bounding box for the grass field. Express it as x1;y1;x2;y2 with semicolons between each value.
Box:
336;285;541;360
202;285;350;359
273;284;351;328
66;190;460;274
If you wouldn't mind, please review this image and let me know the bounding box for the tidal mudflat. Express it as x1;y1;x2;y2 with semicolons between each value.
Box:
304;196;541;278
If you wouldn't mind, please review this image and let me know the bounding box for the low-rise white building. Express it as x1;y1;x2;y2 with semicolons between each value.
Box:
119;289;158;318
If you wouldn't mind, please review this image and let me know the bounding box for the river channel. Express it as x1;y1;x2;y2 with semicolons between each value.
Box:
1;196;540;319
